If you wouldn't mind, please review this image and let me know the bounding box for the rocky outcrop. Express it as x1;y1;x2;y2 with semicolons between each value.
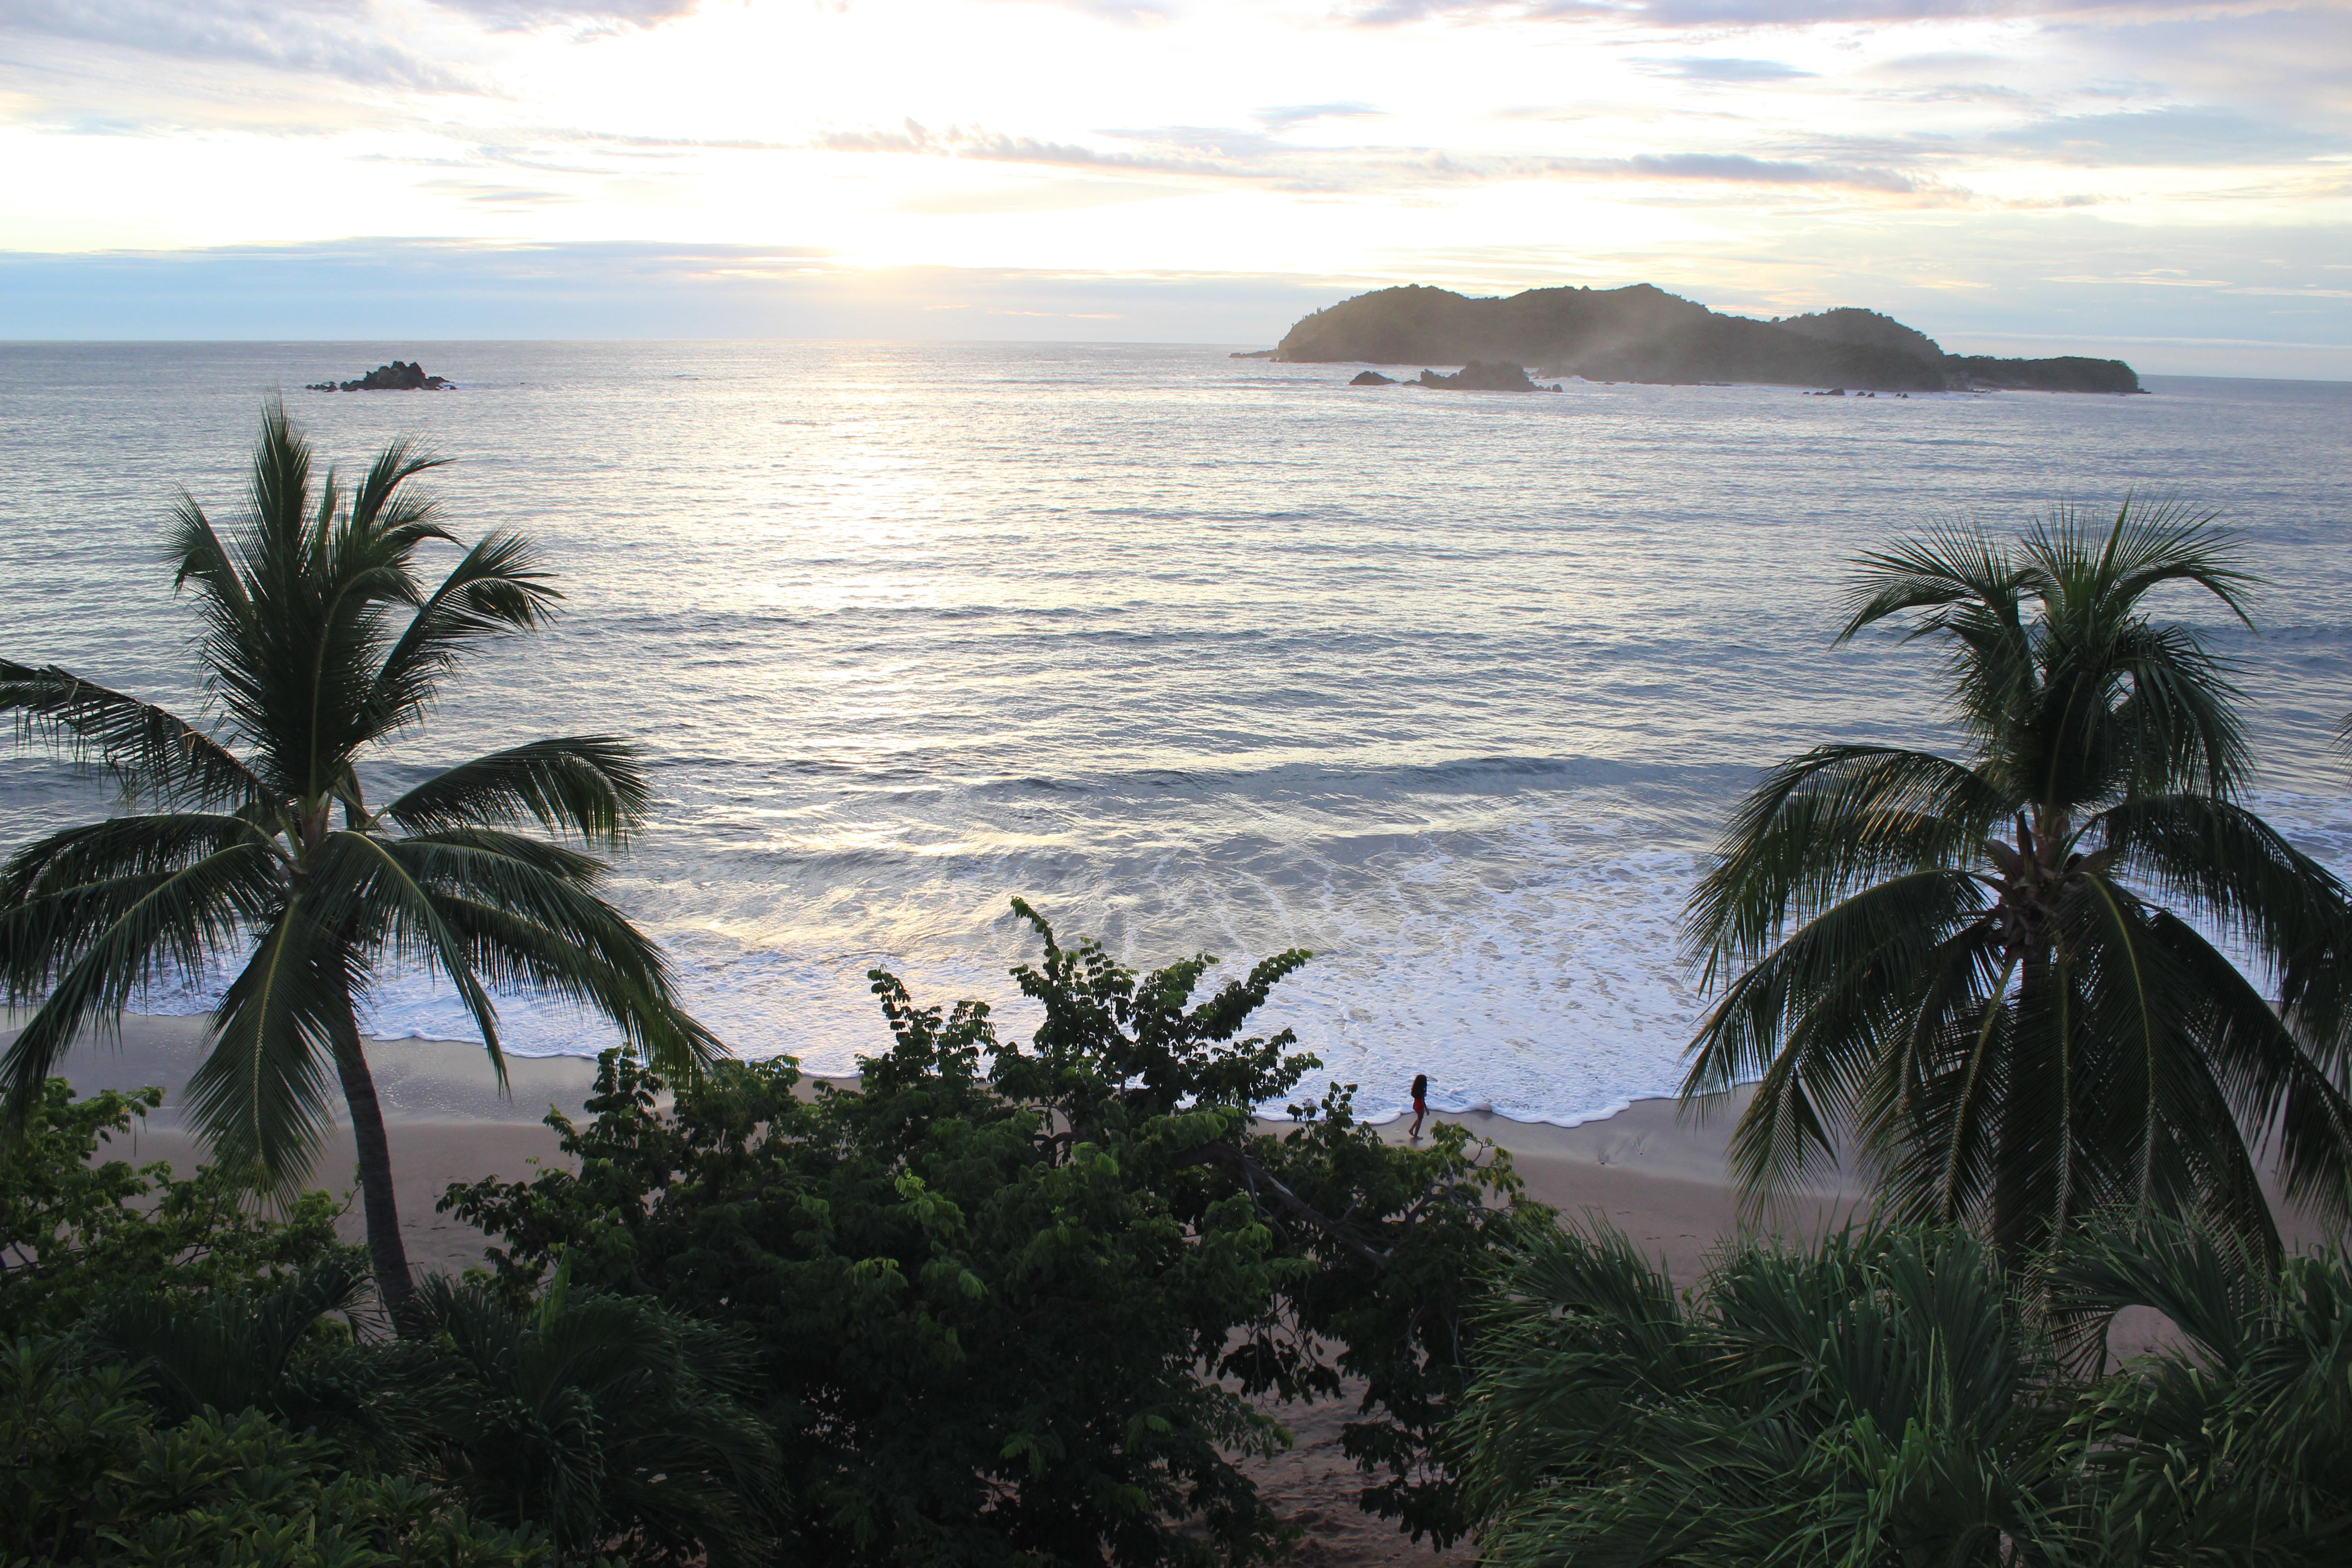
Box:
1946;355;2142;394
1273;284;2141;394
1349;370;1399;385
307;360;453;392
1416;361;1536;392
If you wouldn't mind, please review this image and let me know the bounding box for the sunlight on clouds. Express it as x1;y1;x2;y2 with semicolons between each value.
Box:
0;0;2343;361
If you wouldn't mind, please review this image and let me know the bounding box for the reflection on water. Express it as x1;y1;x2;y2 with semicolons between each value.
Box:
3;344;2347;1122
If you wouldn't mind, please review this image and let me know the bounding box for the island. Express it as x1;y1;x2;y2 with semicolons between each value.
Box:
1274;284;2141;393
307;360;454;392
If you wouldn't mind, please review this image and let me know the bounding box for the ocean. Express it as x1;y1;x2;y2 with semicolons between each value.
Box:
4;341;2349;1124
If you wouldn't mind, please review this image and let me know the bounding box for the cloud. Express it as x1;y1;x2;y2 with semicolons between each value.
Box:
0;0;466;89
1987;106;2338;167
1342;0;2278;25
1623;151;1920;192
811;115;1944;201
1642;56;1816;80
426;0;702;28
1253;102;1382;130
811;118;1237;178
0;0;703;90
416;178;578;206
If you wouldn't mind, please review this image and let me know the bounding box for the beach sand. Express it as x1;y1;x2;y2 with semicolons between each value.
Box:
12;1014;2323;1565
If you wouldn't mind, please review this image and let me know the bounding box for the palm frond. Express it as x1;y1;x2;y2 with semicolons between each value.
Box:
1685;870;1993;1204
0;843;283;1113
2050;1211;2271;1373
365;532;560;744
1851;941;2019;1230
0;661;263;810
245;396;316;570
0;812;274;906
383;833;721;1077
383;737;651;847
1835;519;2027;646
2098;794;2352;1053
165;487;254;624
1685;745;2005;983
348;435;453;543
2027;494;2257;632
2100;618;2252;797
312;830;505;1074
2058;878;2277;1250
2139;905;2352;1237
183;911;348;1182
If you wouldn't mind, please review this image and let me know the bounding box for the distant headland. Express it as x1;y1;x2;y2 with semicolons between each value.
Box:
1257;284;2141;394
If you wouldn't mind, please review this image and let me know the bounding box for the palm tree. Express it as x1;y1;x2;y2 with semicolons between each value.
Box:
1682;499;2352;1259
1452;1220;2076;1566
1;402;718;1310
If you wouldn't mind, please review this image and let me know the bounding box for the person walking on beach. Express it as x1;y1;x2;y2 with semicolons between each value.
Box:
1409;1073;1428;1141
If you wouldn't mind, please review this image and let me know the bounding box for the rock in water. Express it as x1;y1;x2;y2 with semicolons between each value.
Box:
1348;370;1398;385
1416;361;1534;392
306;360;454;392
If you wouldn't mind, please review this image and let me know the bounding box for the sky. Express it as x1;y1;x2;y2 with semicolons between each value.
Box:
1;0;2347;371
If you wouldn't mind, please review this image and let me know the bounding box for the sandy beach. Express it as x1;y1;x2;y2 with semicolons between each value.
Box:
16;1014;1862;1280
15;1013;2316;1566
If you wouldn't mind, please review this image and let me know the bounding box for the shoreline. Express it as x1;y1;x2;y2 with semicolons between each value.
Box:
10;1012;1858;1287
63;1010;1692;1135
25;1014;2333;1274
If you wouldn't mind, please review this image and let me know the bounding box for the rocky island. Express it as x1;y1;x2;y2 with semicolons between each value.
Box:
1276;284;2140;393
307;360;454;392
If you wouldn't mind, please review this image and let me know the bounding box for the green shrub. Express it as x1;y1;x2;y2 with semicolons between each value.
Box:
0;1078;356;1338
0;1337;549;1568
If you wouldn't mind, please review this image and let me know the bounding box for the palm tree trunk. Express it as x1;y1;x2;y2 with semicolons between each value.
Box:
329;996;416;1317
1993;947;2057;1269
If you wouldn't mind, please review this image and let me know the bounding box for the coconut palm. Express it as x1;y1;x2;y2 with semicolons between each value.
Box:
0;402;718;1309
1682;499;2352;1259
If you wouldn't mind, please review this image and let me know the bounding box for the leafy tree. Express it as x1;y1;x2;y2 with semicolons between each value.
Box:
1683;500;2352;1259
0;403;716;1310
0;1077;352;1337
45;1251;771;1563
1253;1084;1527;1544
445;901;1532;1565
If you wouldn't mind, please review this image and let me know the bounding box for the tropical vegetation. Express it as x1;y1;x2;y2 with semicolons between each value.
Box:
1;1077;774;1568
0;902;1530;1564
445;899;1531;1563
0;402;715;1309
1450;1215;2352;1567
1682;500;2352;1258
